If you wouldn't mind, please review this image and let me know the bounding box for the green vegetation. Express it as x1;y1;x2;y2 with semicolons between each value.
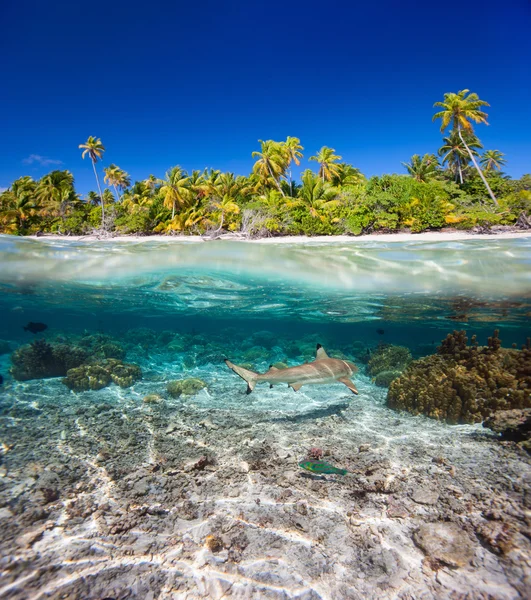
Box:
1;90;529;237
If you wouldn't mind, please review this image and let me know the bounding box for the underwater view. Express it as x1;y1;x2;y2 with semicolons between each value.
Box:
1;234;531;600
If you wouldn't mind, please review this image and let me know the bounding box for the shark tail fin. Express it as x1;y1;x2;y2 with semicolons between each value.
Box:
225;360;259;394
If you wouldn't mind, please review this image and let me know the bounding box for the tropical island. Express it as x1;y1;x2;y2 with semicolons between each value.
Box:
1;90;530;238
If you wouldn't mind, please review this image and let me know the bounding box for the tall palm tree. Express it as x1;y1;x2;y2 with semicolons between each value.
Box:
143;174;161;192
433;90;497;205
104;164;131;202
481;150;506;173
402;154;440;182
283;136;304;195
331;163;364;187
309;146;342;182
79;136;106;226
160;166;192;219
438;131;483;184
252;140;285;196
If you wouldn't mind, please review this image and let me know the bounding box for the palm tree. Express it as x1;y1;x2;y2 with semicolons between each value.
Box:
309;146;342;182
0;177;39;233
104;164;131;202
438;131;483;184
252;140;285;196
402;154;440;182
79;136;106;226
36;170;78;226
433;90;498;205
211;194;241;231
481;150;506;173
331;163;364;187
296;169;340;219
160;166;192;219
283;136;304;195
143;174;161;192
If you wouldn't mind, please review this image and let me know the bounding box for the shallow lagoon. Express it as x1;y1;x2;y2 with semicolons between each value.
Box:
0;234;530;599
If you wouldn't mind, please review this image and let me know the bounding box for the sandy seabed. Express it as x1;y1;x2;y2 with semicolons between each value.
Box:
0;354;530;600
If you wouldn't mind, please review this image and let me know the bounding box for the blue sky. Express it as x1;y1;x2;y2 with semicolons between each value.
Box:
1;0;530;195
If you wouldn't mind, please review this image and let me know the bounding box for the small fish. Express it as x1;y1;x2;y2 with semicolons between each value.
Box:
299;460;348;476
23;322;48;334
376;328;385;335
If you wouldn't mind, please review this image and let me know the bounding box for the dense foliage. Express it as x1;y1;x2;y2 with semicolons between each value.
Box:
1;90;530;237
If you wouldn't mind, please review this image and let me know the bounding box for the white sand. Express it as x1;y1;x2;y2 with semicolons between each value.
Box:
25;231;531;244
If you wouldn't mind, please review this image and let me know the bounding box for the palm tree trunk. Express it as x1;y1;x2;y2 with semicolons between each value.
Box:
267;162;285;197
289;169;293;196
458;127;498;206
91;159;106;228
113;185;121;203
172;201;176;220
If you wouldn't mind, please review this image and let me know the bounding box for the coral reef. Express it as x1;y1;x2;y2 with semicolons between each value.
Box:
367;344;412;376
374;369;402;388
10;339;88;381
387;331;531;424
143;393;163;404
62;359;141;392
78;334;126;360
483;409;531;453
167;378;207;398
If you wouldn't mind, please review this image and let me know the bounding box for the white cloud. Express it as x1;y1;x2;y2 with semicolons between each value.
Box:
22;154;63;166
0;187;7;193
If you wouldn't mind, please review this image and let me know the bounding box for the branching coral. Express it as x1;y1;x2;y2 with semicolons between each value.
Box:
387;330;531;424
11;339;88;381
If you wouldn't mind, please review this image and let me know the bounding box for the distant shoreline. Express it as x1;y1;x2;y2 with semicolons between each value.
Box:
20;229;531;244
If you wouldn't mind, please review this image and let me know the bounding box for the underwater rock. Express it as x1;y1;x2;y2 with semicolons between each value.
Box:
205;534;223;552
242;346;268;362
167;378;207;398
483;409;531;453
195;350;226;366
62;359;141;392
387;331;531;424
367;344;412;377
413;522;475;567
374;369;402;388
11;339;88;381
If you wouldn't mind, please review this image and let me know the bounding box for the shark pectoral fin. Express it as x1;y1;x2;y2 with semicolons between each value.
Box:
315;344;329;360
339;377;358;394
289;382;303;392
246;381;256;394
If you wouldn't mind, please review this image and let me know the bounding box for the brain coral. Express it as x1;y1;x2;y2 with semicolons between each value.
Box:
387;331;531;424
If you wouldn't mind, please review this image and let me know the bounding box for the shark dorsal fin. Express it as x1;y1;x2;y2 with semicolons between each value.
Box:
316;344;329;360
269;364;279;371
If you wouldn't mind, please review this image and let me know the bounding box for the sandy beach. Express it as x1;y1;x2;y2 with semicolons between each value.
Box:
23;230;531;244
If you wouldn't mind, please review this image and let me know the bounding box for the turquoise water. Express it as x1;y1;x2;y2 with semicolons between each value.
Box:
1;234;530;599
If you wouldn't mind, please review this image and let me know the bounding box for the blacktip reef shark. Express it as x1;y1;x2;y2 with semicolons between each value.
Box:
225;344;358;395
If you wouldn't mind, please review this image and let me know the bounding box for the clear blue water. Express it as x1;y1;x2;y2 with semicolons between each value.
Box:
1;234;530;599
1;235;530;351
